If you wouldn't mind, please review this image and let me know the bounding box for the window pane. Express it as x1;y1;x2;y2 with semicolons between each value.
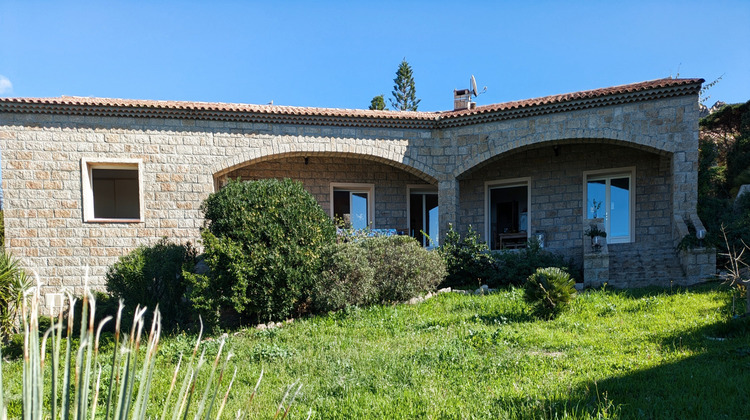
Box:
351;192;368;230
427;205;439;247
333;190;350;225
610;177;630;238
425;194;439;247
586;180;606;219
409;194;424;244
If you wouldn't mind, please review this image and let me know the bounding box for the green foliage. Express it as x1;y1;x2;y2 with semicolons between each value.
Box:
2;287;301;419
699;100;750;197
697;101;750;262
369;94;387;110
389;59;421;111
524;267;577;318
313;242;377;312
438;224;499;288
0;210;4;247
495;239;580;287
0;249;27;340
189;178;336;326
314;236;445;311
584;225;606;238
358;235;446;303
105;238;197;328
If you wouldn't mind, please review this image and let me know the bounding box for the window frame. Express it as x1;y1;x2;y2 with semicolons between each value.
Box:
484;177;532;250
81;158;144;223
407;184;439;248
330;183;375;229
582;166;636;244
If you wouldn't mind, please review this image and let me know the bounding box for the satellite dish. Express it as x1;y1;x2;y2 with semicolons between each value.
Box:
470;75;487;97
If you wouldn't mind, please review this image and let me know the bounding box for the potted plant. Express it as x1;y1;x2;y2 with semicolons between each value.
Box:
584;225;607;252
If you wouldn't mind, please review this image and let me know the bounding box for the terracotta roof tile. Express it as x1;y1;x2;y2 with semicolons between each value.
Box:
444;78;704;118
0;96;440;120
0;78;703;126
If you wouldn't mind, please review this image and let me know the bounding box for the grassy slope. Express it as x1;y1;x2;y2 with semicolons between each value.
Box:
3;284;749;419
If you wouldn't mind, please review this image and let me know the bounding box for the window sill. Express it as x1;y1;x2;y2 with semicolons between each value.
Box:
85;218;143;224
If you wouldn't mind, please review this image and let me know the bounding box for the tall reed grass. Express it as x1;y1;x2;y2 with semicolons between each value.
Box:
1;278;307;419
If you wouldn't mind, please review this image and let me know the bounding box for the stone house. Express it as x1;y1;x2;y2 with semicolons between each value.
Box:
0;78;715;301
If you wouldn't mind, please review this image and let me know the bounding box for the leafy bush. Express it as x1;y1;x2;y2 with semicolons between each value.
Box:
359;235;446;302
0;210;5;247
188;178;336;326
697;100;750;262
106;238;197;328
313;242;377;312
524;267;577;318
313;236;445;311
438;225;499;287
0;248;28;340
495;239;580;286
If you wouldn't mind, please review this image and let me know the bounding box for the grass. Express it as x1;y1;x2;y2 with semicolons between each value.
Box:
3;282;749;419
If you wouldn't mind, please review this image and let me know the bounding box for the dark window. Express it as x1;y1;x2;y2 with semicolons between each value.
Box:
489;185;528;250
92;168;140;219
410;192;438;247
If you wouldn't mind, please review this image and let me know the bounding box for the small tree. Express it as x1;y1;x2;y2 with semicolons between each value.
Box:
390;59;421;111
187;179;337;326
369;95;387;110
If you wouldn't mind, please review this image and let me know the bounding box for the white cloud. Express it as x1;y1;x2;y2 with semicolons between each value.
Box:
0;75;13;95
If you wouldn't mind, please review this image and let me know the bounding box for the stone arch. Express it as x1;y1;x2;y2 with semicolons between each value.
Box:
455;137;671;179
213;150;438;184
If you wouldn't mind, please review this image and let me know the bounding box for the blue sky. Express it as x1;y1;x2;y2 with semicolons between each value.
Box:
0;1;748;111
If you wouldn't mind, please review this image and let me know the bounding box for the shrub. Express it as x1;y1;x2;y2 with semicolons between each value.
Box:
0;248;28;340
438;224;499;287
188;178;336;325
313;236;445;310
524;267;576;318
313;242;377;312
0;210;5;247
106;238;197;328
495;239;580;286
359;235;446;302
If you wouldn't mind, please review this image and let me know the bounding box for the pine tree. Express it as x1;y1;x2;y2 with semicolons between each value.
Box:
369;95;387;110
389;59;420;111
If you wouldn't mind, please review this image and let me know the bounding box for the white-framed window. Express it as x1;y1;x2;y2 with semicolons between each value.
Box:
583;167;635;244
330;183;374;230
485;177;531;250
407;185;439;248
82;158;144;223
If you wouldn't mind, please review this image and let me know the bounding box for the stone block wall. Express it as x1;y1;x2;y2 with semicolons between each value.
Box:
0;83;710;291
0;114;435;295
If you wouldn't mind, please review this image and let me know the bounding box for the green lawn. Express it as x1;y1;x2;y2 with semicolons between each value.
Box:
3;283;749;419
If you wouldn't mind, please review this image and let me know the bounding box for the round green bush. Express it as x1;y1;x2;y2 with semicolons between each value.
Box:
188;178;336;325
524;266;576;318
312;236;446;311
359;235;446;302
313;242;377;313
105;239;197;328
